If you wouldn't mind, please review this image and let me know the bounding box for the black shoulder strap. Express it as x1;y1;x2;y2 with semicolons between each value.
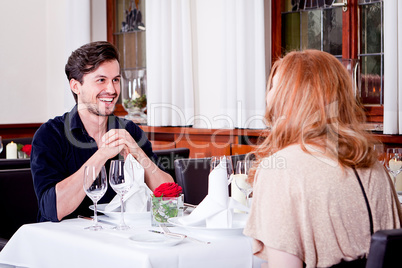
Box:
353;167;374;235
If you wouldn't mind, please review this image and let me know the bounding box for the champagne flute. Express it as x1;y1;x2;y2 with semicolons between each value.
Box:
234;160;253;207
109;160;133;230
83;166;107;231
385;148;402;186
210;156;234;185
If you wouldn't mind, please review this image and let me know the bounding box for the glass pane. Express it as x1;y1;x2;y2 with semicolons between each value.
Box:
282;0;296;12
304;0;318;9
282;12;300;53
301;10;321;50
360;55;383;104
323;7;342;56
360;2;382;54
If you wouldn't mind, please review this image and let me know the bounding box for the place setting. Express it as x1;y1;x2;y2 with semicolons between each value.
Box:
82;153;253;248
84;154;152;230
166;155;252;237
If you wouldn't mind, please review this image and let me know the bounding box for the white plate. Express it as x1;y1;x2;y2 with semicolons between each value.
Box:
129;232;184;248
167;213;248;237
90;204;150;220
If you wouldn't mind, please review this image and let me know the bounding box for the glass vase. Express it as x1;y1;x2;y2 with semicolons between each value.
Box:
121;68;147;124
151;194;184;227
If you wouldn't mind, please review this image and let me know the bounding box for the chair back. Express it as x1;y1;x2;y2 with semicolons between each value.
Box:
366;228;402;268
0;159;30;170
174;158;211;205
154;148;190;182
0;168;38;240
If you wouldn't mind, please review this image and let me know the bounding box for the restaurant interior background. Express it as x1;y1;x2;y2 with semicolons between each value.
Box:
1;0;401;158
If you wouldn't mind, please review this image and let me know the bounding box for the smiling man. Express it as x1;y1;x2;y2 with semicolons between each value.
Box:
31;41;173;222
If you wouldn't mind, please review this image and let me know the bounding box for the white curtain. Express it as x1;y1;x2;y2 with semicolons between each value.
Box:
384;0;402;134
146;0;195;126
146;0;267;129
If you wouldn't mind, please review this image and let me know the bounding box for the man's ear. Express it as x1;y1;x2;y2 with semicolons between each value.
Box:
70;79;80;95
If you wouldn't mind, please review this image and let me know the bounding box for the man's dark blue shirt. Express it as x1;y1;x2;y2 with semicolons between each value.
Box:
31;105;158;222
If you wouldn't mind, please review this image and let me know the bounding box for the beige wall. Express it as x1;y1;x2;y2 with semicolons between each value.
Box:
0;0;106;124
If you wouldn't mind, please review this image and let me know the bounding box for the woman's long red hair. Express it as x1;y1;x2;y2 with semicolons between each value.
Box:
249;50;377;182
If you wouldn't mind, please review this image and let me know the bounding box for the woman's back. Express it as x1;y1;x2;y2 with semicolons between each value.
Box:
244;144;402;268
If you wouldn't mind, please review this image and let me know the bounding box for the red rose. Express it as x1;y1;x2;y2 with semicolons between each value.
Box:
21;144;32;156
153;182;182;197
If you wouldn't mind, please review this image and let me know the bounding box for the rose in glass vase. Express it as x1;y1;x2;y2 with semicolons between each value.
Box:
16;144;32;158
151;182;183;226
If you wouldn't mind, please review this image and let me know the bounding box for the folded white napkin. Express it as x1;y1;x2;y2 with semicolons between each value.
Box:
178;157;248;228
105;154;152;212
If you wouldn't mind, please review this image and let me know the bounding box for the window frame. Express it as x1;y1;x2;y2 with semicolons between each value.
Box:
271;0;383;124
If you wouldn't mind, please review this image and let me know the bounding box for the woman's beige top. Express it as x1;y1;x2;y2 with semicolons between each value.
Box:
243;144;402;268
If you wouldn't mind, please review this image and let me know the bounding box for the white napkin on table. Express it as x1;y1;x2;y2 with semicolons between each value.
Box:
105;154;152;212
178;157;247;228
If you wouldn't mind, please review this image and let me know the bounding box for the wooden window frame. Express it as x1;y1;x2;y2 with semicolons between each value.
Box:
271;0;383;124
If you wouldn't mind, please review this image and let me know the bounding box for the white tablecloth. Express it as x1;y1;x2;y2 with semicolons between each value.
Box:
0;216;265;268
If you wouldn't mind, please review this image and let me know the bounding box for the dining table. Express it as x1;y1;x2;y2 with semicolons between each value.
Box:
0;212;265;268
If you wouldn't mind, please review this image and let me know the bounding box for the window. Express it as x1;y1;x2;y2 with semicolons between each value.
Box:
273;0;384;123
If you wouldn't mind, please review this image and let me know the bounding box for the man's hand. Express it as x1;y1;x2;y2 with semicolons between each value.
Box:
98;129;127;159
101;129;141;159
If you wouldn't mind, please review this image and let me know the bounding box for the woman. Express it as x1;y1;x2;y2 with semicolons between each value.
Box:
243;50;402;268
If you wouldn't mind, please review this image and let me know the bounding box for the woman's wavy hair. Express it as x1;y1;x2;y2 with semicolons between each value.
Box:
249;50;377;182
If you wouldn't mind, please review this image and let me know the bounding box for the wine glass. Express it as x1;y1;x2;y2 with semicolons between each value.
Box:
210;156;234;185
373;143;385;165
109;160;133;230
234;160;253;207
0;136;3;154
83;166;107;231
385;148;402;186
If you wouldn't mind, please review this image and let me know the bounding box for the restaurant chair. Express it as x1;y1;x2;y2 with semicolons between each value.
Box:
0;159;30;170
0;168;38;240
365;228;402;268
154;147;190;182
0;237;7;252
174;157;211;205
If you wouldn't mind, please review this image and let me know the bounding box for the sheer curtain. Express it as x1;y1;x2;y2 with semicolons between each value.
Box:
384;0;402;134
146;0;195;126
146;0;267;129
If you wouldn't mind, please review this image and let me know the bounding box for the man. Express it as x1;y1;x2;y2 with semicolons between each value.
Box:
31;41;173;222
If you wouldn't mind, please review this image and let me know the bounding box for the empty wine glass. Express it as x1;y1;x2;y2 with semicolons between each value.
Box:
109;160;133;230
83;166;107;231
234;160;253;207
373;143;385;165
210;156;234;185
385;148;402;186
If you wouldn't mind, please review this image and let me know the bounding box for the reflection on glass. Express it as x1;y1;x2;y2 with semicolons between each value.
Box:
282;12;300;53
323;8;342;56
360;2;382;54
360;55;383;104
301;10;321;50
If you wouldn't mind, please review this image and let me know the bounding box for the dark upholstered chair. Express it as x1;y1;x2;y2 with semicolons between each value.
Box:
366;228;402;268
154;148;190;182
0;168;38;241
174;157;211;205
0;159;30;170
0;237;7;252
0;137;33;159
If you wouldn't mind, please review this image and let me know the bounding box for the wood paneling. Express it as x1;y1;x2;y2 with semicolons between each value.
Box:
0;124;42;139
231;144;256;155
150;140;176;150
